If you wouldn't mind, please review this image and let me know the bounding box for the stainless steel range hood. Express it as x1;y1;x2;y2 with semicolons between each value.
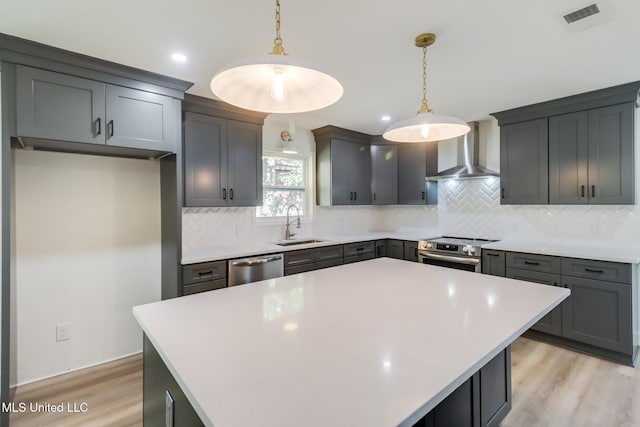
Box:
426;121;499;180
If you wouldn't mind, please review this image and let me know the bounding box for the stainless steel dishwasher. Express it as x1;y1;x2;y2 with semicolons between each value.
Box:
228;254;284;286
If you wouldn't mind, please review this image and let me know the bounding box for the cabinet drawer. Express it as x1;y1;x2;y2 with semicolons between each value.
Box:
562;258;631;284
182;278;226;295
344;241;375;257
506;268;561;287
343;253;375;264
482;250;506;277
285;264;317;276
182;261;226;285
315;245;344;262
315;258;344;270
506;252;561;274
284;249;316;267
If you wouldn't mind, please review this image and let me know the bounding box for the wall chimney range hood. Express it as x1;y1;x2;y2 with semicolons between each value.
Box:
426;121;499;180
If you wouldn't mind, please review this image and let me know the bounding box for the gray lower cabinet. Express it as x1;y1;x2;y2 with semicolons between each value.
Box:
398;142;438;205
561;276;632;354
375;240;387;257
549;103;635;205
343;241;375;264
482;250;505;277
371;145;398;204
403;241;419;262
182;261;227;296
387;240;404;259
499;118;548;204
284;245;344;275
505;251;635;362
16;64;176;152
506;268;562;336
183;112;262;207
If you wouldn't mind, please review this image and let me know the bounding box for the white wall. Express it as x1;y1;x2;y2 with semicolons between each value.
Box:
14;150;161;385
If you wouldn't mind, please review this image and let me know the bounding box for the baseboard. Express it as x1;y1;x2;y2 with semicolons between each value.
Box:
10;350;142;389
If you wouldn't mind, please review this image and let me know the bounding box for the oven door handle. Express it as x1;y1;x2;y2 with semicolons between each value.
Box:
419;252;480;266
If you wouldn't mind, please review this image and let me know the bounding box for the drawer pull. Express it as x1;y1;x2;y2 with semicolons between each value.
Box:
422;191;426;200
524;261;540;266
591;185;595;197
585;268;604;273
581;185;585;197
356;247;365;251
486;253;500;257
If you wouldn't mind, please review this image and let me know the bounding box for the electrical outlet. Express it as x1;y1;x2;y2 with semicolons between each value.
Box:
56;322;71;342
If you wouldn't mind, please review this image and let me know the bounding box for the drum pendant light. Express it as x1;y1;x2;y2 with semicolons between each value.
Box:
383;33;469;142
210;0;343;114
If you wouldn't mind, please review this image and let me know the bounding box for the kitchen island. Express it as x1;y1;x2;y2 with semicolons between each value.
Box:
134;258;569;427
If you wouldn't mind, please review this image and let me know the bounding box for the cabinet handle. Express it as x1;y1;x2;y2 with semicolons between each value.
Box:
96;118;102;135
354;191;357;201
501;188;505;199
356;247;365;251
524;261;540;266
229;189;234;200
108;120;114;137
581;185;585;197
222;188;227;200
373;192;376;201
414;248;418;257
350;192;353;201
376;246;381;256
486;253;500;257
591;185;595;197
585;268;604;273
422;191;425;200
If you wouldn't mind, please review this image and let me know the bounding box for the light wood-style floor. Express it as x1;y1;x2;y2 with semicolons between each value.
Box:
10;354;142;427
8;337;640;426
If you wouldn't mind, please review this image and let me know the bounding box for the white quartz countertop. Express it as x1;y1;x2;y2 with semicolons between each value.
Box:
182;231;438;265
134;258;569;427
482;239;640;264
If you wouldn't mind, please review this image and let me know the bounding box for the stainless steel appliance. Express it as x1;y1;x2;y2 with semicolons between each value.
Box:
417;236;497;272
228;254;284;286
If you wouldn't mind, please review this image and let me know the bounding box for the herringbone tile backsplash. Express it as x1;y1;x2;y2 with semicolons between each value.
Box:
183;178;640;250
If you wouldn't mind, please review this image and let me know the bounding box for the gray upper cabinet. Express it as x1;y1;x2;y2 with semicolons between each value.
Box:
549;103;634;205
549;111;589;204
105;85;176;152
371;145;398;205
16;65;176;152
226;120;262;206
17;65;105;145
183;112;262;207
587;103;634;204
314;126;372;206
398;142;437;205
183;112;227;206
499;118;548;204
492;82;639;206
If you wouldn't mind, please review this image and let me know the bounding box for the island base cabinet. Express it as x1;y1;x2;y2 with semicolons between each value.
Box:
143;335;203;427
414;347;511;427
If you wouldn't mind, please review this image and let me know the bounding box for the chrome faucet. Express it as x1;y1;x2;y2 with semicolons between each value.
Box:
285;204;301;240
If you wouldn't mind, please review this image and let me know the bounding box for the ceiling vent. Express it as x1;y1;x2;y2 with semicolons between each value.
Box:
564;4;600;23
560;2;611;33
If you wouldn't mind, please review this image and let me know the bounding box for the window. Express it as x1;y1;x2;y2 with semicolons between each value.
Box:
256;153;311;219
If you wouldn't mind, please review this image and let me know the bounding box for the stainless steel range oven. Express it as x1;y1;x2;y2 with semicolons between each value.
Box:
417;236;498;272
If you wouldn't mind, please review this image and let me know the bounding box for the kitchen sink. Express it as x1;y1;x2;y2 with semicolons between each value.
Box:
275;239;326;246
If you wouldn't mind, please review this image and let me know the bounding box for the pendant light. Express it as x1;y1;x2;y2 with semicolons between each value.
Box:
210;0;343;114
383;33;469;142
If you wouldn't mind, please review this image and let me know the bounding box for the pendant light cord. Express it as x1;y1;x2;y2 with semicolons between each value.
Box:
271;0;287;55
419;42;432;113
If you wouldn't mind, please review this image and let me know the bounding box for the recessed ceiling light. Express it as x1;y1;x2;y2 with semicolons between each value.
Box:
381;115;391;121
171;53;187;63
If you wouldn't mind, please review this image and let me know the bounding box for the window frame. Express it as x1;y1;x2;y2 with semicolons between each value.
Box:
254;151;314;225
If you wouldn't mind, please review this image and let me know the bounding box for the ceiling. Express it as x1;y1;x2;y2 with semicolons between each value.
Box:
2;0;639;135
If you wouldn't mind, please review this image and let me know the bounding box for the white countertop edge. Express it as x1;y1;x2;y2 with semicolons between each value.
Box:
398;288;570;426
482;241;640;264
133;308;215;427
